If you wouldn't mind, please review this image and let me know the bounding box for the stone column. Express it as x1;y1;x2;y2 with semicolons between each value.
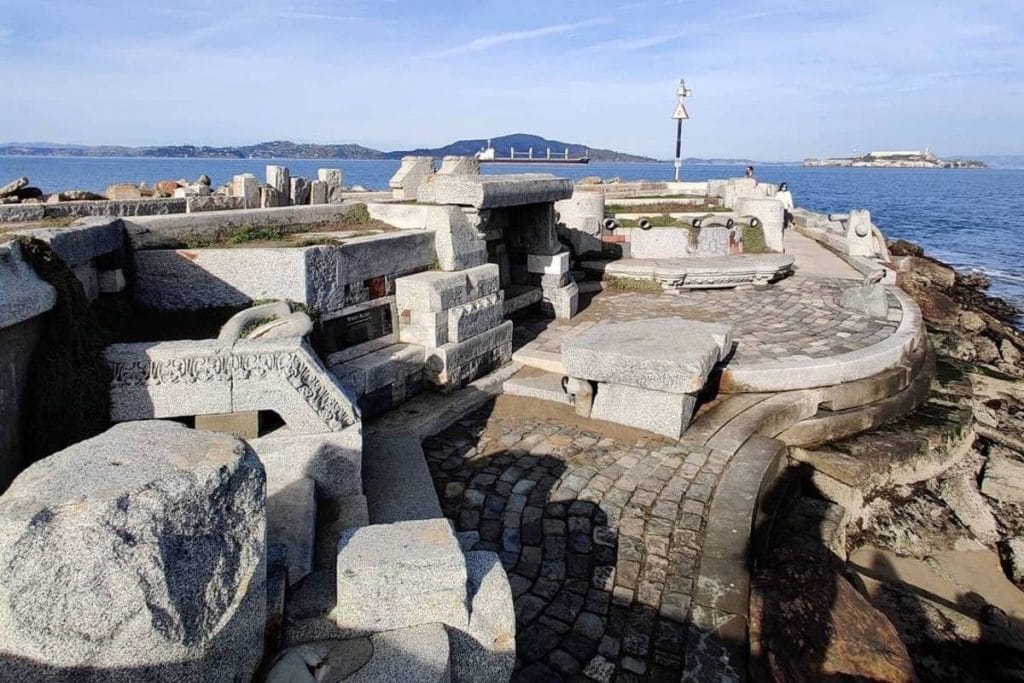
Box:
266;165;291;205
734;196;785;252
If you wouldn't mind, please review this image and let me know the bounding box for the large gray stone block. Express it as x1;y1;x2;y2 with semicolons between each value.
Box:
428;205;487;272
590;382;698;439
267;165;291;200
396;263;500;313
0;241;57;329
334;518;468;633
450;551;516;683
734;196;784;252
390;157;435;201
423;320;513;390
562;318;732;394
0;421;266;681
425;174;573;209
448;292;504;343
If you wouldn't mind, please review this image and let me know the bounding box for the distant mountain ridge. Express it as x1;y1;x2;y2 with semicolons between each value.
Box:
0;134;653;162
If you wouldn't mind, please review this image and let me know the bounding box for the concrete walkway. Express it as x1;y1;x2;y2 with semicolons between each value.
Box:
784;229;861;280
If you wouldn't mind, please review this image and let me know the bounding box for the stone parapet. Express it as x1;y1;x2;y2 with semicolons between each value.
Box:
425;173;573;209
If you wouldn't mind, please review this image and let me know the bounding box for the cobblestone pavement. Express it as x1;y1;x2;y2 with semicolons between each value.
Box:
514;276;901;366
424;401;728;681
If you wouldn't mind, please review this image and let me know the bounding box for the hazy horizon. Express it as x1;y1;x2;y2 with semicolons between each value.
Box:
3;0;1022;160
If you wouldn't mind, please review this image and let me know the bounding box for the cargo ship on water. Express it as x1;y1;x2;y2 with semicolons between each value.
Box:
475;140;590;164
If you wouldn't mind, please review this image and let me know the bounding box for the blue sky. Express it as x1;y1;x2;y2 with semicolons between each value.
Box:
2;0;1022;159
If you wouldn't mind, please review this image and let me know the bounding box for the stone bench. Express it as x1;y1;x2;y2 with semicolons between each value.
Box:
580;253;795;289
562;318;733;438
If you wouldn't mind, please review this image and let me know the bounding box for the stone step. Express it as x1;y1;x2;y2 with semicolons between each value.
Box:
502;284;543;317
777;345;936;448
685;434;788;680
362;433;444;524
510;346;564;375
330;343;425;418
502;368;572;405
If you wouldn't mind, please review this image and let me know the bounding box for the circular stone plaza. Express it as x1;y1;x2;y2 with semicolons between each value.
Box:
0;168;931;681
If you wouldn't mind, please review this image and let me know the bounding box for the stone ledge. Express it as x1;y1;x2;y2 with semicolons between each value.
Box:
424;173;573;209
0;241;56;329
581;254;795;289
719;286;923;393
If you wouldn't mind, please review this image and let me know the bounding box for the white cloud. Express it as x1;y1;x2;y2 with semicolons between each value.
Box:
421;17;609;59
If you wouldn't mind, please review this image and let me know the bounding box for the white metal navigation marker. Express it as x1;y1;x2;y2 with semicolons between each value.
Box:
672;79;692;181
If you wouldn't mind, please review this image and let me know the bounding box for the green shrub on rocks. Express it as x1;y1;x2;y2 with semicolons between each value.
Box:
605;276;663;293
743;223;769;253
347;203;371;224
17;238;111;461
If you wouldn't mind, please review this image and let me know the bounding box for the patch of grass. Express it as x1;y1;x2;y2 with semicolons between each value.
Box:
240;316;275;337
347;202;371;223
606;201;726;214
742;223;769;253
605;276;663;293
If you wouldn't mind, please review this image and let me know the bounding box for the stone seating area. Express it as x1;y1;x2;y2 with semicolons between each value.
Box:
561;318;733;438
580;254;795;290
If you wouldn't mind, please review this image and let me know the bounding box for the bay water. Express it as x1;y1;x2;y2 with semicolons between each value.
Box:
2;156;1021;309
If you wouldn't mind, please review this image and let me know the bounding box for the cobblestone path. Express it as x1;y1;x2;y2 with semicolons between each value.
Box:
424;402;729;681
514;276;900;366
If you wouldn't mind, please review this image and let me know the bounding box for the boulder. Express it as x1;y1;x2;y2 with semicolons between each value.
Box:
893;255;956;289
939;473;999;542
196;173;212;186
155;179;181;196
1001;339;1022;365
13;186;43;200
898;276;961;328
61;189;104;201
888;239;923;257
0;176;28;197
0;421;267;681
752;555;915;682
959;310;987;333
105;183;143;200
981;448;1024;503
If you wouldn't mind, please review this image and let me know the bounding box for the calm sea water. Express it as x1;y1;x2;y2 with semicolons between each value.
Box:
2;156;1022;309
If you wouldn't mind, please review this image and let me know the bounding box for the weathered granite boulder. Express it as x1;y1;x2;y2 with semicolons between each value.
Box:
981;448;1024;503
752;552;915;682
155;179;181;196
0;421;267;681
105;183;143;200
450;551;515;682
0;176;28;197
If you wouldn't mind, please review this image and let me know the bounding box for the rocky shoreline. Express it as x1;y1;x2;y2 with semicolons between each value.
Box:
753;237;1024;681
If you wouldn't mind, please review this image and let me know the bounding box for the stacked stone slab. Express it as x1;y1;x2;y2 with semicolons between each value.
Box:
390;156;434;200
562;318;733;438
232;173;261;209
0;421;267;681
423;172;578;320
396;263;512;392
318;168;343;203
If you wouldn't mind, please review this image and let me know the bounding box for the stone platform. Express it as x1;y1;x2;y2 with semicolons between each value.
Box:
580;254;794;290
513;275;919;393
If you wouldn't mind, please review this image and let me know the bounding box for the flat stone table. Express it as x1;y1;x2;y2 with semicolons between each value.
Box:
562;318;733;438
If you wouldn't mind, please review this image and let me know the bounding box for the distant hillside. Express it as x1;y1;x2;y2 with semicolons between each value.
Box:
0;134;653;162
388;133;654;162
0;140;384;159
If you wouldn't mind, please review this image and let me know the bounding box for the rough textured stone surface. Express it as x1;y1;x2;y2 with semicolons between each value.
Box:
838;282;890;318
290;177;311;205
396;264;501;313
562;318;732;394
232;174;260;208
267;165;291;199
555;192;605;256
451;551;516;682
334;519;468;633
590;383;698;439
390;156;435;201
981;450;1024;503
428;205;488;272
0;241;57;328
0;421;267;681
350;623;452;682
424;173;573;209
753;555;915;682
310;180;328;205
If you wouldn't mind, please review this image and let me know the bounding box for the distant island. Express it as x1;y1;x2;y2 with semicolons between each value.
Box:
803;150;987;168
0;133;655;163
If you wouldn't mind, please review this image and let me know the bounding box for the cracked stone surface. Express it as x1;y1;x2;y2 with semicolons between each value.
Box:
424;401;732;681
514;276;901;367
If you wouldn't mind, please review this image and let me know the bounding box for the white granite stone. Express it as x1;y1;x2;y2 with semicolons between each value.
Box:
527;251;570;275
396;263;500;312
590;382;698;439
562;318;732;393
334;519;468;633
424;173;573;209
0;421;266;681
390;156;435;201
429;205;488;272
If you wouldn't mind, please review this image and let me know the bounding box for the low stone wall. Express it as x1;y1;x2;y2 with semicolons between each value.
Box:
623;225;736;258
126;203;366;249
0;197;185;223
366;202;430;230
